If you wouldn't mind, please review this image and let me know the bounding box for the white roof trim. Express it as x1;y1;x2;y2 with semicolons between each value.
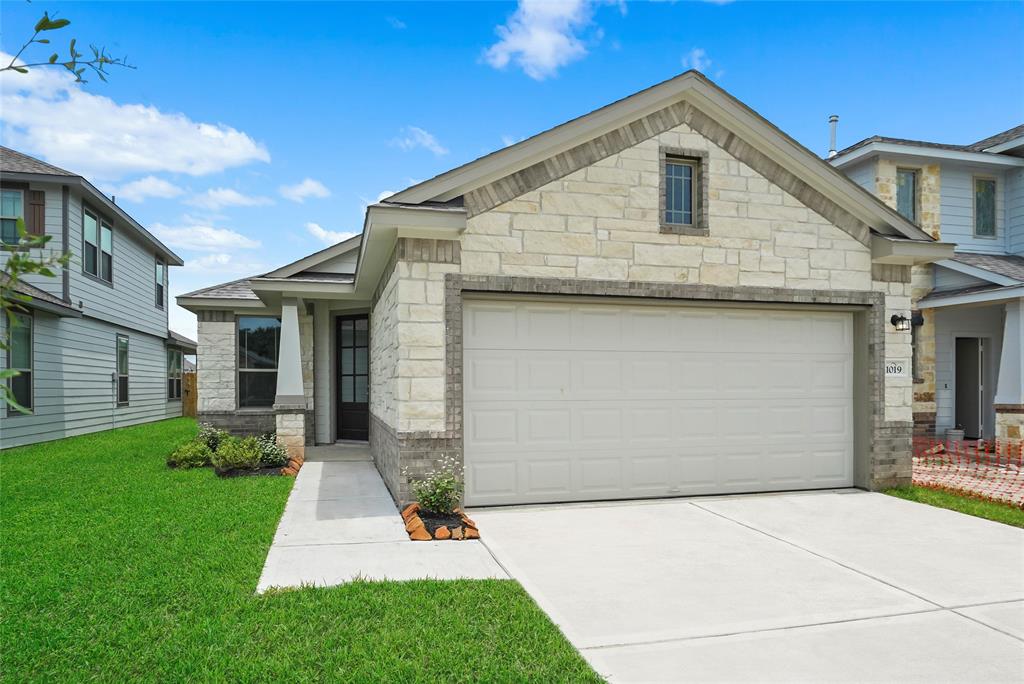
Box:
264;233;362;279
935;259;1020;287
830;142;1024;169
919;284;1024;309
389;71;930;242
982;136;1024;154
871;235;955;265
176;297;265;309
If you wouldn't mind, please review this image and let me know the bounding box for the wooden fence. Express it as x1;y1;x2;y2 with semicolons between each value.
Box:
183;372;197;417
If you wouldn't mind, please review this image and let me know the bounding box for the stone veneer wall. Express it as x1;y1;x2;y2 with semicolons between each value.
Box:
876;159;942;435
196;308;316;441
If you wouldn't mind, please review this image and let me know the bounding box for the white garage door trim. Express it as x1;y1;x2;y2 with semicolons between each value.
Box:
463;297;855;506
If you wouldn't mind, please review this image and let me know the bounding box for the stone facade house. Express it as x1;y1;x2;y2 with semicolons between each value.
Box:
179;72;954;506
831;125;1024;445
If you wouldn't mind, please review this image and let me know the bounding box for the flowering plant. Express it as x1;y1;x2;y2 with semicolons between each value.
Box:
404;453;464;515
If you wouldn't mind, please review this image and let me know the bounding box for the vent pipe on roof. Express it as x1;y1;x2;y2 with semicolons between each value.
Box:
828;115;839;159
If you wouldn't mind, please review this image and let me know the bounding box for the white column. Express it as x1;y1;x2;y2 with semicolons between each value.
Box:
313;301;332;444
274;298;306;407
995;298;1023;406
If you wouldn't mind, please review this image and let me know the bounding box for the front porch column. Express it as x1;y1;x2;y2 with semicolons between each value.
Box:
994;298;1024;447
275;298;306;460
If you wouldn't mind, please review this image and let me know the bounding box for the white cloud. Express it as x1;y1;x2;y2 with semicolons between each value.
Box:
306;222;358;245
186;188;272;211
386;16;407;29
391;126;449;156
0;52;270;180
114;176;184;203
152;223;261;251
279;178;331;203
182;252;268;274
681;47;712;73
484;0;595;80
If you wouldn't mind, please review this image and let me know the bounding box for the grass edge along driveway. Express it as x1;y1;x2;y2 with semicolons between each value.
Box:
0;418;599;682
885;485;1024;528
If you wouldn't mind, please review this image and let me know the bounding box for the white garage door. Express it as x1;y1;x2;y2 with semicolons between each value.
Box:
463;298;854;506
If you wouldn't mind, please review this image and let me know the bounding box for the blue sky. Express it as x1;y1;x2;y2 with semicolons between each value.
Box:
2;1;1022;337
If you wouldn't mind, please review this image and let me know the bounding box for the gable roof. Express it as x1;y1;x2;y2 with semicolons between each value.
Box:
832;124;1024;162
952;253;1024;282
0;146;184;266
388;70;931;242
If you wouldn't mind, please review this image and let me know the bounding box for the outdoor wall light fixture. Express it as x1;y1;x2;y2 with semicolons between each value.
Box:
890;314;911;331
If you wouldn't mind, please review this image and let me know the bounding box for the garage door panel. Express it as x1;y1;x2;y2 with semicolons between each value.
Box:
464;299;855;506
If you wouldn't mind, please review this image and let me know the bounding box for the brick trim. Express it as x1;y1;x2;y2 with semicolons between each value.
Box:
994;404;1024;414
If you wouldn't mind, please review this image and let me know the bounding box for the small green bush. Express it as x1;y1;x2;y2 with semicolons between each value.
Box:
197;423;230;452
211;436;263;471
257;433;288;467
167;439;212;468
406;453;464;515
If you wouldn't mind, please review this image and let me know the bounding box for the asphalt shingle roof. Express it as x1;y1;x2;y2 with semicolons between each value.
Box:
179;277;259;300
833;125;1024;159
952;252;1024;282
0;146;75;176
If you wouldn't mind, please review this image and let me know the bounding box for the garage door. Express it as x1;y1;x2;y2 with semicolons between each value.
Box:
463;298;854;506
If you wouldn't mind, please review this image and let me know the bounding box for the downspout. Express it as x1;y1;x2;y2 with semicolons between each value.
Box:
62;185;70;302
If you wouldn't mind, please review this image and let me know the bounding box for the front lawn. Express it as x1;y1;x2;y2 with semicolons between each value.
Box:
0;418;598;682
885;485;1024;528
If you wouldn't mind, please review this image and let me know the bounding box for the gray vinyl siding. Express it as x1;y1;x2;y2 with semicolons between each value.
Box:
938;163;1007;254
843;159;876;194
1006;167;1024;255
0;313;182;450
66;191;168;338
933;265;990;292
0;180;67;300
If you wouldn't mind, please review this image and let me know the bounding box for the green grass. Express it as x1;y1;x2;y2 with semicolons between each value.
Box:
885;486;1024;528
1;418;599;682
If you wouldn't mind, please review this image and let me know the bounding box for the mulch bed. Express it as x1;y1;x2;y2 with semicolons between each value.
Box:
215;466;288;478
401;503;479;541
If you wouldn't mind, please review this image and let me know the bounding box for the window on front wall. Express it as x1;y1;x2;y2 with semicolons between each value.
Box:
974;178;996;237
1;189;24;245
7;311;33;413
167;348;182;400
238;316;281;408
664;157;697;226
896;169;918;223
155;258;165;308
116;334;129;405
84;208;113;282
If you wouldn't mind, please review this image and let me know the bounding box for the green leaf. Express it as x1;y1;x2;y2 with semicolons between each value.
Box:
13;67;28;74
49;53;58;64
41;18;71;31
34;12;51;32
38;39;50;44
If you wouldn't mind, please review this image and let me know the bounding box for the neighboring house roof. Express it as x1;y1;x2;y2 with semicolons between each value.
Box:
951;253;1024;282
167;329;198;351
966;124;1024;152
831;124;1024;163
1;275;81;318
0;146;184;266
179;276;260;301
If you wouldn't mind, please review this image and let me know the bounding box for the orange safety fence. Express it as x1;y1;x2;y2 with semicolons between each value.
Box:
912;437;1024;508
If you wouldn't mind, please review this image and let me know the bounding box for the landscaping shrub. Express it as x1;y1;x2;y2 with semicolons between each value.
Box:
211;436;263;472
406;453;464;514
257;433;288;468
197;422;229;452
167;439;213;468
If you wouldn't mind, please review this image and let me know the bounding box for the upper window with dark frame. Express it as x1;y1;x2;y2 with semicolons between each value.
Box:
659;148;708;236
155;258;165;308
238;316;281;408
116;334;129;405
1;188;24;245
83;207;114;283
896;168;918;223
974;177;996;238
7;310;33;413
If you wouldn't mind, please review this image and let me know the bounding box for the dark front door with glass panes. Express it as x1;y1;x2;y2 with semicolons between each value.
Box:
336;315;369;440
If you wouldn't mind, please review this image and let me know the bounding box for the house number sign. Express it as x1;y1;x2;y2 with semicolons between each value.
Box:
885;361;908;377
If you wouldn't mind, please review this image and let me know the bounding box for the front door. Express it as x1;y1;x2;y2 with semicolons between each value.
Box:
955;337;984;439
336;315;369;441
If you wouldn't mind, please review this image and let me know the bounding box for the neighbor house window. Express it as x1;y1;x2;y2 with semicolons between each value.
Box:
155;258;165;308
974;177;996;237
83;208;114;282
167;348;182;400
1;188;24;245
896;169;918;223
238;316;281;408
665;158;696;226
116;334;129;405
7;311;33;413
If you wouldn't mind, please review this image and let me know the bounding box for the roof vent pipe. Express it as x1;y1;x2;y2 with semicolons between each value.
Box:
828;115;839;159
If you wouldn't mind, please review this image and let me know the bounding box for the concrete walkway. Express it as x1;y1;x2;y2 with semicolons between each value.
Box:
256;444;505;592
471;490;1024;683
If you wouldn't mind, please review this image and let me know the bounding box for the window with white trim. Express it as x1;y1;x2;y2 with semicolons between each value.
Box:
167;348;182;400
238;316;280;408
1;188;24;245
7;310;32;413
83;207;113;282
974;177;996;238
155;258;165;308
896;168;918;223
116;334;129;405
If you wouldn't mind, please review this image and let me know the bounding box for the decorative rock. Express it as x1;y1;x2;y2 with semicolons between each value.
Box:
401;503;420;522
461;516;478;530
434;526;451;540
409;526;432;541
405;516;425;534
451;526;464;540
281;466;298;476
464;527;480;539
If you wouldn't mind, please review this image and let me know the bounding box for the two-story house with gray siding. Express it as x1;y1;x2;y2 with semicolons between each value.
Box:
831;125;1024;445
1;147;196;449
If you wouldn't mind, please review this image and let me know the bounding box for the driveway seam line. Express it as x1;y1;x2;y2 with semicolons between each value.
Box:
581;605;952;651
687;501;945;609
949;608;1024;644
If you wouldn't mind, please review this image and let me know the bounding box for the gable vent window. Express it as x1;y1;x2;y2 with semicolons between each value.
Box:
896;169;918;223
974;178;996;238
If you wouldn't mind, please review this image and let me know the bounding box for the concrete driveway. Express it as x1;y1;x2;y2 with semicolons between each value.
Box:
470;490;1024;683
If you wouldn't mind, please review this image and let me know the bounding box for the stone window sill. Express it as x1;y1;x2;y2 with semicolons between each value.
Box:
660;223;709;237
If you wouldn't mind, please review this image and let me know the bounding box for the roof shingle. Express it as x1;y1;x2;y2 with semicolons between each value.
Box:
952;252;1024;282
0;146;75;176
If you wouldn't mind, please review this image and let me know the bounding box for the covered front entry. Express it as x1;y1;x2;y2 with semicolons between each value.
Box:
463;297;855;506
336;314;369;441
